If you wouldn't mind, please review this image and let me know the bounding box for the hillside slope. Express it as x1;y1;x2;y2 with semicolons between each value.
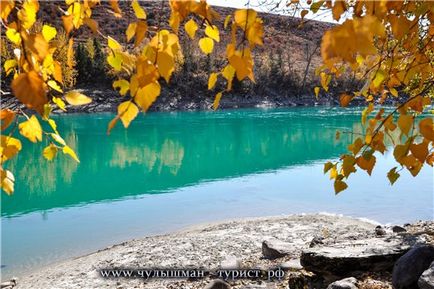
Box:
2;1;337;112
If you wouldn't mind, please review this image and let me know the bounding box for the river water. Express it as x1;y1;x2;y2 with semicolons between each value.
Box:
1;107;433;278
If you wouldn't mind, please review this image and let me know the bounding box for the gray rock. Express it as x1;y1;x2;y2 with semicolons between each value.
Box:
220;256;241;269
309;236;324;248
375;225;387;236
419;262;434;289
262;239;292;259
204;279;231;289
393;245;434;289
280;259;303;271
392;226;406;233
301;236;412;278
327;277;358;289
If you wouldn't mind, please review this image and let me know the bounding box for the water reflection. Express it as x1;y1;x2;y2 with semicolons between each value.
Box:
3;108;362;217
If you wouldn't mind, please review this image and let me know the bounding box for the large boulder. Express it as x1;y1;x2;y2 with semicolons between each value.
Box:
301;236;412;278
327;277;358;289
419;261;434;289
392;245;434;289
262;239;293;259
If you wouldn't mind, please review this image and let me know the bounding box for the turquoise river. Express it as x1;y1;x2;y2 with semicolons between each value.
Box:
1;107;433;278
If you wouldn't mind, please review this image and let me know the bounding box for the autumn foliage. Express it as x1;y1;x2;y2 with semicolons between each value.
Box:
0;0;433;195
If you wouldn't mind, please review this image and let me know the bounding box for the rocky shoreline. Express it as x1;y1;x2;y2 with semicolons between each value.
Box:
1;86;373;114
3;214;433;289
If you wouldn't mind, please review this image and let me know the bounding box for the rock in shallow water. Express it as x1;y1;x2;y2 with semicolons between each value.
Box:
301;236;414;278
326;277;358;289
419;261;434;289
262;239;293;259
393;245;434;289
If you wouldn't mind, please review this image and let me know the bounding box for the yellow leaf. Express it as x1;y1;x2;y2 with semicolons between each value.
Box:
419;118;434;141
43;144;57;161
320;72;330;91
323;162;334;173
134;82;161;111
390;87;398;97
361;103;374;125
341;155;356;177
397;114;412;136
372;70;385;88
11;71;47;113
1;1;14;22
199;37;214;54
234;9;257;30
62;15;74;34
184;19;198;40
48;80;63;93
410;141;429;163
213;92;222;110
118;101;139;128
310;1;324;13
334;180;348;194
0;135;21;162
126;22;137;42
27;34;49;61
208;73;218;90
53;61;63;84
157;52;175;83
64;91;92;106
42;25;57;42
132;0;146;19
205;24;220;42
314;87;320;99
0;109;15;130
332;0;346;21
224;15;231;29
3;59;16;76
329;166;338;179
67;38;74;68
18;0;38;29
109;0;122;17
1;169;15;195
19;115;42;143
246;19;263;47
108;36;122;51
52;96;66;111
84;18;99;34
107;52;122;71
129;75;139;97
50;133;66;146
301;9;309;19
63;145;79;162
134;21;147;47
113;79;130;96
339;93;353;107
107;116;119;135
348;137;364;155
6;28;21;45
356;154;376;175
387;167;400;185
48;119;58;133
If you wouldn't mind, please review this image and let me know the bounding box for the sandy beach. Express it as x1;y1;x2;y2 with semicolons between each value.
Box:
7;213;432;289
